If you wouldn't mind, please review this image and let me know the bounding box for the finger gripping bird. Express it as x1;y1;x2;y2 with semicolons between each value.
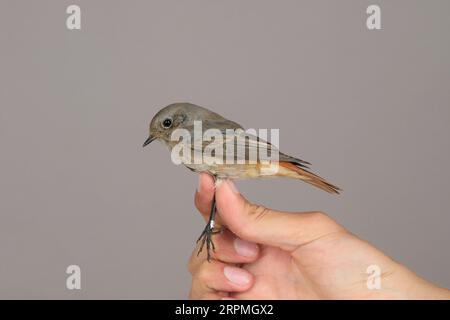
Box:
143;102;341;261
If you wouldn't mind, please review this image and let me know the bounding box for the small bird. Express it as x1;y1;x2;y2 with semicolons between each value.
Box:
143;102;340;261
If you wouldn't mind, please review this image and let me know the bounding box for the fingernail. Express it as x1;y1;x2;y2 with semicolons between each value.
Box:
223;266;251;286
214;178;223;188
234;238;258;258
226;180;239;194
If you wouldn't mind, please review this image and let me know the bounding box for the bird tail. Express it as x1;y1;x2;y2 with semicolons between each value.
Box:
278;161;341;194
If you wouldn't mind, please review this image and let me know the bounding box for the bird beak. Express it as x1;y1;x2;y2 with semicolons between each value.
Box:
142;135;156;147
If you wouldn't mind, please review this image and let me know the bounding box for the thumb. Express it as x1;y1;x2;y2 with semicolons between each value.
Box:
215;179;345;251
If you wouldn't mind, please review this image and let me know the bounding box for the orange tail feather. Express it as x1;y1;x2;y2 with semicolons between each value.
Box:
278;161;341;194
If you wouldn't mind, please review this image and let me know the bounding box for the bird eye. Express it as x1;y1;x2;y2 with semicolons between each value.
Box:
162;118;172;128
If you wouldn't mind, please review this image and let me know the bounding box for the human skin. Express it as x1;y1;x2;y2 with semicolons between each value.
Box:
188;173;450;300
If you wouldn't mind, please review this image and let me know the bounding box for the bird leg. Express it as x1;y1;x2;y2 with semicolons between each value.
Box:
196;193;221;262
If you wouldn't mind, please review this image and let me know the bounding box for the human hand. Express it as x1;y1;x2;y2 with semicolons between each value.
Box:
188;173;450;299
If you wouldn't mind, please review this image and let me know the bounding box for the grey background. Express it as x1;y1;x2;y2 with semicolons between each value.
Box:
0;0;449;299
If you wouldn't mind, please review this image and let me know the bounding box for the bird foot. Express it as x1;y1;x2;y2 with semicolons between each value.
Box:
196;223;221;262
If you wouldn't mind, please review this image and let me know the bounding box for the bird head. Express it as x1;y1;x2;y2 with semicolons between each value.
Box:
143;103;183;147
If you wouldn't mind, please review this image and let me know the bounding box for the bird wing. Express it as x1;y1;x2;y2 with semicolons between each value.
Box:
179;120;340;194
184;120;310;167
